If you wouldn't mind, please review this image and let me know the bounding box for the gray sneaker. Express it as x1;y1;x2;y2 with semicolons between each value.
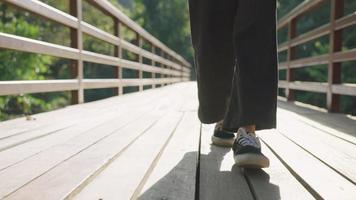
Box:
232;128;269;168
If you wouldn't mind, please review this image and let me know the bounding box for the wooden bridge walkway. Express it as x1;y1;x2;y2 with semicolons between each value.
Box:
1;0;356;199
0;82;355;200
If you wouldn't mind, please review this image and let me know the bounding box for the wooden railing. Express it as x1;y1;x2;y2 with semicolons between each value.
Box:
277;0;356;112
0;0;191;104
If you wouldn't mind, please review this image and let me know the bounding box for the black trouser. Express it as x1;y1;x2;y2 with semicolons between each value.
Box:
188;0;278;131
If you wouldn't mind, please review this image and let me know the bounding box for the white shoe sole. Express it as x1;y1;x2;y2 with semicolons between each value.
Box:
234;153;270;168
211;135;234;147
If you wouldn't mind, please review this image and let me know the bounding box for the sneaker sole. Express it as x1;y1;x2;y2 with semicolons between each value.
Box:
211;135;234;147
234;153;270;168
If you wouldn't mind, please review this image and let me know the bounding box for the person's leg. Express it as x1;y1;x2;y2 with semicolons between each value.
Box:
223;0;278;132
223;0;277;168
188;0;238;124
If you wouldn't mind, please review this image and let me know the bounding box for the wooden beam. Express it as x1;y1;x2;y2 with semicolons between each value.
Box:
286;19;297;101
69;0;84;104
137;34;144;91
277;0;325;29
4;0;189;73
151;44;156;89
332;84;356;96
0;80;79;96
327;0;343;112
288;81;328;93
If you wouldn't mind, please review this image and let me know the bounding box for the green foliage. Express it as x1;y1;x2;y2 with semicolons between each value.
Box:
130;0;194;64
0;2;70;121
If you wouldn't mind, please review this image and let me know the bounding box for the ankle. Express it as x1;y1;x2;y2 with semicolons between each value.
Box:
242;125;256;135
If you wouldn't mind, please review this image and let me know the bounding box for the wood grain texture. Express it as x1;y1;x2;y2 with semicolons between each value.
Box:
244;136;314;200
259;130;356;199
0;85;186;199
277;110;356;183
199;124;254;200
137;112;200;200
71;112;184;200
0;87;169;171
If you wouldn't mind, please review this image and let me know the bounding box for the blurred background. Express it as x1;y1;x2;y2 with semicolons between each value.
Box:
0;0;355;121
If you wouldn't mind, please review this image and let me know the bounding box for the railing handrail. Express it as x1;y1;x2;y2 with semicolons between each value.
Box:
90;0;191;67
277;0;356;112
0;0;191;104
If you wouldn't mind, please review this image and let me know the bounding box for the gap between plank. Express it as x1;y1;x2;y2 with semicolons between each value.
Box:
3;107;162;199
259;137;323;200
65;117;162;200
195;123;202;200
130;112;185;199
277;130;356;185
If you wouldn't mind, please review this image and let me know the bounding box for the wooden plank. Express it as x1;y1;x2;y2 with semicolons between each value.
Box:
333;49;356;63
244;141;314;200
332;83;356;96
68;113;184;200
0;122;75;152
0;80;78;96
0;87;169;171
4;0;77;28
277;100;356;144
335;12;356;31
136;112;201;200
290;23;330;48
0;89;157;149
289;54;329;69
0;78;182;96
286;81;328;93
199;124;254;200
0;34;181;78
69;86;192;200
4;113;177;199
82;78;181;89
0;32;79;60
259;130;356;199
277;113;356;183
0;84;186;198
0;83;177;137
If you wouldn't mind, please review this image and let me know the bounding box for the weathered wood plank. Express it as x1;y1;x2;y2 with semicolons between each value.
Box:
70;112;184;200
244;138;314;200
136;111;201;200
0;87;169;171
0;86;168;152
277;100;356;144
199;124;254;200
0;85;187;199
259;130;356;199
0;84;165;136
277;111;356;183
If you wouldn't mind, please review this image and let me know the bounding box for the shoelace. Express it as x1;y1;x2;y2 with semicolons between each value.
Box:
237;130;261;148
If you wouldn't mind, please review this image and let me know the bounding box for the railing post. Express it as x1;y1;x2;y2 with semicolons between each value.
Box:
327;0;343;112
181;60;184;82
286;18;296;101
69;0;84;104
151;44;156;89
136;34;144;91
114;18;123;95
161;51;166;87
